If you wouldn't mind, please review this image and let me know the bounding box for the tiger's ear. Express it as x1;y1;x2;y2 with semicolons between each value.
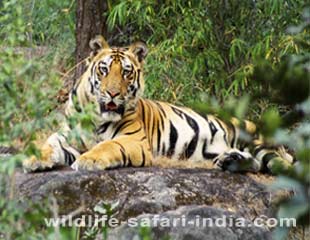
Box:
89;35;109;56
128;41;148;63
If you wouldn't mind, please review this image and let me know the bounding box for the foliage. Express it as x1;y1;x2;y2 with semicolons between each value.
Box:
193;9;310;239
192;49;310;240
269;11;310;239
0;0;75;239
0;0;73;173
0;192;77;239
28;0;75;44
106;0;307;108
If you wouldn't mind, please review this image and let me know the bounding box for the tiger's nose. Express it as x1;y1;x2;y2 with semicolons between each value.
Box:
107;90;120;98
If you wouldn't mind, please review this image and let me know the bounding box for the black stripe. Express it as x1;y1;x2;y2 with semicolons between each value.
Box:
114;142;126;166
137;70;141;89
171;106;184;119
63;149;69;163
59;141;76;165
253;145;273;156
112;120;132;138
183;114;199;158
140;101;146;124
254;145;265;156
167;121;178;157
120;148;127;166
58;140;69;163
162;143;166;155
202;114;208;121
151;117;156;143
157;126;161;153
209;121;218;144
155;105;165;131
158;111;165;132
227;121;236;148
155;101;167;118
132;88;137;97
140;147;146;167
140;136;147;142
127;156;133;167
145;100;154;139
67;151;75;165
185;114;198;130
202;140;218;159
124;127;142;135
123;109;136;119
71;88;82;113
89;77;94;94
96;122;111;134
214;119;228;145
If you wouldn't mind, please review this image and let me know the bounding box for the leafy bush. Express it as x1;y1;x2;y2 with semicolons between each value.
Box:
192;8;310;239
106;0;307;107
0;0;57;172
0;0;75;238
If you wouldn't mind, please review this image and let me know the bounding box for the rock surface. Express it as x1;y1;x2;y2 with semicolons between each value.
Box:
14;167;282;239
108;205;271;240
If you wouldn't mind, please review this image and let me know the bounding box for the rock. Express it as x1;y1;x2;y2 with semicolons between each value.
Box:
13;167;283;239
108;205;271;240
14;168;277;219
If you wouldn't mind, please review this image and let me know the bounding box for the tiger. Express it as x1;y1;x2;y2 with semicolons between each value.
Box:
23;36;295;173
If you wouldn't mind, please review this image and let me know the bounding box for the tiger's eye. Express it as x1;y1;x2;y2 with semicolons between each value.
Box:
99;66;108;75
123;70;130;76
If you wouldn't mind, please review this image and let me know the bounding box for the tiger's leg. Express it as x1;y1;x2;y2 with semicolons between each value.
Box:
212;118;263;172
253;144;295;173
71;136;152;171
23;132;80;172
213;144;295;173
213;148;262;172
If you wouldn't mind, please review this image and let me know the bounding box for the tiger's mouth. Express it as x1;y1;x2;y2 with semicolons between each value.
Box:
106;101;118;111
100;101;125;115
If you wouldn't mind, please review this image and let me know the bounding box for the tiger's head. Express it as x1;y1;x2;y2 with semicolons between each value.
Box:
85;36;148;122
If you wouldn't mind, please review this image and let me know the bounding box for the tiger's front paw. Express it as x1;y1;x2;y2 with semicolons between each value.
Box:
23;144;56;173
23;155;55;173
71;154;112;171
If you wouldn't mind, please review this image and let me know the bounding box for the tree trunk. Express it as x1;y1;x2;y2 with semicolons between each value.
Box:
74;0;108;85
